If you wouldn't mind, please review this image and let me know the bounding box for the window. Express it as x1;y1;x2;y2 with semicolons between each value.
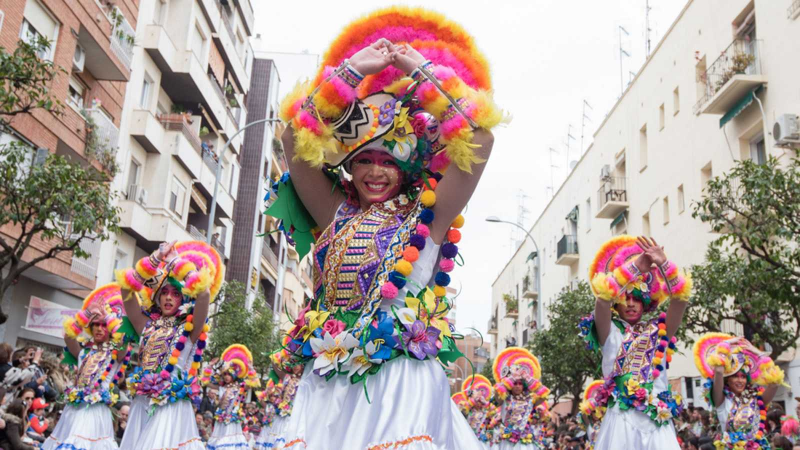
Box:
229;163;240;194
678;184;685;213
585;198;591;231
127;159;140;190
673;86;680;115
639;124;648;171
140;75;153;109
695;56;708;107
169;177;186;216
0;10;5;33
157;102;168;117
659;104;665;131
191;22;206;62
112;249;127;281
67;76;84;110
642;213;651;237
663;197;670;225
21;0;59;60
750;134;766;164
701;162;713;189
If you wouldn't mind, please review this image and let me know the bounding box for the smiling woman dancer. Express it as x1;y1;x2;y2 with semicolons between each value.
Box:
270;6;504;449
116;240;223;450
693;333;785;449
579;235;692;450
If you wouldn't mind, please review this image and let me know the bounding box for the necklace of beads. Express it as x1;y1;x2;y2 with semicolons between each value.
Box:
154;312;209;379
650;312;677;379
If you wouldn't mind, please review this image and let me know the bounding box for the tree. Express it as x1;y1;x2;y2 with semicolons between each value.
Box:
527;281;602;414
206;281;279;377
0;39;120;324
678;153;800;359
481;357;495;382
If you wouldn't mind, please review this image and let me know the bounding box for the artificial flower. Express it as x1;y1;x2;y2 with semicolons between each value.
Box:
384;106;415;161
310;331;358;375
405;288;451;338
342;348;373;377
378;99;397;126
365;311;397;361
401;320;440;360
322;319;346;337
178;302;193;316
302;310;330;341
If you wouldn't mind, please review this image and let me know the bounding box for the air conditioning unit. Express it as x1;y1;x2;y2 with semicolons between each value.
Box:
774;114;800;147
72;44;85;73
600;164;611;179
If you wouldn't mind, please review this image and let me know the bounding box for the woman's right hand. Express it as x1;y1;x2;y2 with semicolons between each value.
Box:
157;240;178;262
349;39;397;76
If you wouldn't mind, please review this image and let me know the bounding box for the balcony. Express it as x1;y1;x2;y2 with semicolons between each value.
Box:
186;224;226;255
487;316;498;335
130;110;166;153
556;235;579;265
262;239;279;270
109;7;135;71
233;0;255;34
159;113;203;177
694;39;766;116
596;177;629;219
522;275;538;300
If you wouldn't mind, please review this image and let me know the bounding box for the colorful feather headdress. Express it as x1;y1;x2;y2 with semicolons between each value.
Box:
280;6;504;178
218;344;261;388
451;391;467;406
63;283;129;345
492;347;550;401
579;380;606;419
692;332;784;387
461;374;493;401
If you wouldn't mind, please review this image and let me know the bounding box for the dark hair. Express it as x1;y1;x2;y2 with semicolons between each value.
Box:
5;399;28;435
767;409;783;429
772;435;794;450
699;444;716;450
0;343;13;365
19;387;35;399
11;349;26;366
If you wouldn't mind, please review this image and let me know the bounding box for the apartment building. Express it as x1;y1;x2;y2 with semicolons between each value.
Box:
490;0;800;412
0;0;138;350
94;0;255;293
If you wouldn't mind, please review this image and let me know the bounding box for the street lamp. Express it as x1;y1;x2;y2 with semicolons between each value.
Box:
206;118;283;244
485;215;542;327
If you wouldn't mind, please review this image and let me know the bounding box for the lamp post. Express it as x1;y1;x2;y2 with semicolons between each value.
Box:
206;117;283;244
485;216;542;328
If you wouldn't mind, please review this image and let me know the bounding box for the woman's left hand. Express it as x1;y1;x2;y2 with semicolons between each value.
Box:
392;43;427;74
637;236;667;266
349;39;397;76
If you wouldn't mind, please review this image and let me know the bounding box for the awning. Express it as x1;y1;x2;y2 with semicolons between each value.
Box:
610;211;627;229
566;205;579;222
526;251;538;262
191;186;208;214
720;86;763;128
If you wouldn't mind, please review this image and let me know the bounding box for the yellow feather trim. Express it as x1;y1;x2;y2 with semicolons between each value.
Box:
182;266;213;298
172;260;198;281
114;269;142;293
291;125;336;168
444;128;484;174
468;89;506;130
590;273;619;302
63;317;79;339
672;270;693;301
279;81;312;122
383;78;414;95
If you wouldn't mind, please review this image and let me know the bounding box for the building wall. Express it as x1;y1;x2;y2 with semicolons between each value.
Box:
449;334;492;396
490;0;800;411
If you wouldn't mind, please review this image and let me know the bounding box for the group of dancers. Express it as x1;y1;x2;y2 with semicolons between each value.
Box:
41;5;788;449
452;348;551;449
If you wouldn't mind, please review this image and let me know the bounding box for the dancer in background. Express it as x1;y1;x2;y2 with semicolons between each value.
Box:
459;375;500;449
578;380;606;449
579;236;691;449
204;345;261;450
117;240;223;450
44;284;133;450
492;348;550;450
694;333;785;449
270;5;503;448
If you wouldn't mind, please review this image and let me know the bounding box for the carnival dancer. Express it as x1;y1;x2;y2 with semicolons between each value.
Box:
253;380;279;449
578;380;606;449
269;6;503;449
43;284;133;450
204;345;261;450
492;348;551;450
693;333;785;449
117;240;223;450
579;235;691;450
459;375;500;449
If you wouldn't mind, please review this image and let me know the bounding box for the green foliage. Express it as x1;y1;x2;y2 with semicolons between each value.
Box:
680;153;800;359
81;109;119;175
502;293;518;313
0;37;63;122
527;281;601;413
207;281;279;377
480;357;495;381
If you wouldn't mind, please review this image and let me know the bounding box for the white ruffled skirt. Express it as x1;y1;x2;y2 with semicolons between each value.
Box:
254;416;290;449
206;422;248;449
119;395;204;449
497;442;541;450
593;404;680;450
42;403;117;450
283;357;482;449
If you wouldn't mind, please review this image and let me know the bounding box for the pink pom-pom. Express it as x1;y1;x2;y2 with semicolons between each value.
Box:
439;259;456;273
670;336;677;343
416;224;430;238
381;283;399;299
160;370;170;379
651;369;661;379
659;312;667;319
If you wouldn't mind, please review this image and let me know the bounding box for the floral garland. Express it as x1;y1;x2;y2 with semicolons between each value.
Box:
62;342;130;407
127;366;202;408
702;379;768;449
592;375;684;426
213;383;248;425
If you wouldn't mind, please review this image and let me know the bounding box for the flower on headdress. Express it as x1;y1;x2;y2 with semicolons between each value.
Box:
309;331;358;376
384;106;415;161
405;288;451;339
410;115;428;138
378;99;397;126
401;320;440;360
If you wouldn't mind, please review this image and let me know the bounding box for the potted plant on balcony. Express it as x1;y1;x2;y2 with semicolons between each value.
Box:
199;126;210;137
503;293;518;317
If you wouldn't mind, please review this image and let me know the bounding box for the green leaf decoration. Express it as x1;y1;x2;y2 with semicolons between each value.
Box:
61;348;78;367
265;178;318;260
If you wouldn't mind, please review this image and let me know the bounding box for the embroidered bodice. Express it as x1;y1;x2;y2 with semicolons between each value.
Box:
139;316;191;373
614;319;659;383
503;395;534;431
75;343;114;389
218;385;240;415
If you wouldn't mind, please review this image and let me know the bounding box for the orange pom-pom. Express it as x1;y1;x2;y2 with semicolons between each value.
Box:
425;179;438;191
200;333;208;340
403;247;420;263
172;349;181;357
186;315;194;323
446;229;462;243
658;323;666;330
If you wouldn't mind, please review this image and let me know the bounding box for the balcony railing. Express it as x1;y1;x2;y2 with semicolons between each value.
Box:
202;143;220;172
159;114;203;155
187;224;206;241
556;235;579;265
694;39;763;115
596;177;629;219
85;108;120;151
522;275;538;299
217;2;236;42
262;239;279;269
487;316;498;334
109;7;135;70
211;237;225;256
70;236;100;279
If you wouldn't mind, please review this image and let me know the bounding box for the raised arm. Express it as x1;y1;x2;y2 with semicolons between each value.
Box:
117;241;176;335
711;365;726;408
190;289;210;343
64;335;81;360
638;237;691;337
593;298;613;347
122;291;147;335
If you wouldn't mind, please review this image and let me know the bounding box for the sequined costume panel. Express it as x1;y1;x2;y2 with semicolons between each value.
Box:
139;318;182;372
75;346;113;389
614;319;659;383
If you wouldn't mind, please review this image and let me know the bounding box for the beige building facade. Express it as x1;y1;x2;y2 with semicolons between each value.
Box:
490;0;800;412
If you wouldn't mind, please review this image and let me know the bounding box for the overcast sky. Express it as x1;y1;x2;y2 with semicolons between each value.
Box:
252;0;688;340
